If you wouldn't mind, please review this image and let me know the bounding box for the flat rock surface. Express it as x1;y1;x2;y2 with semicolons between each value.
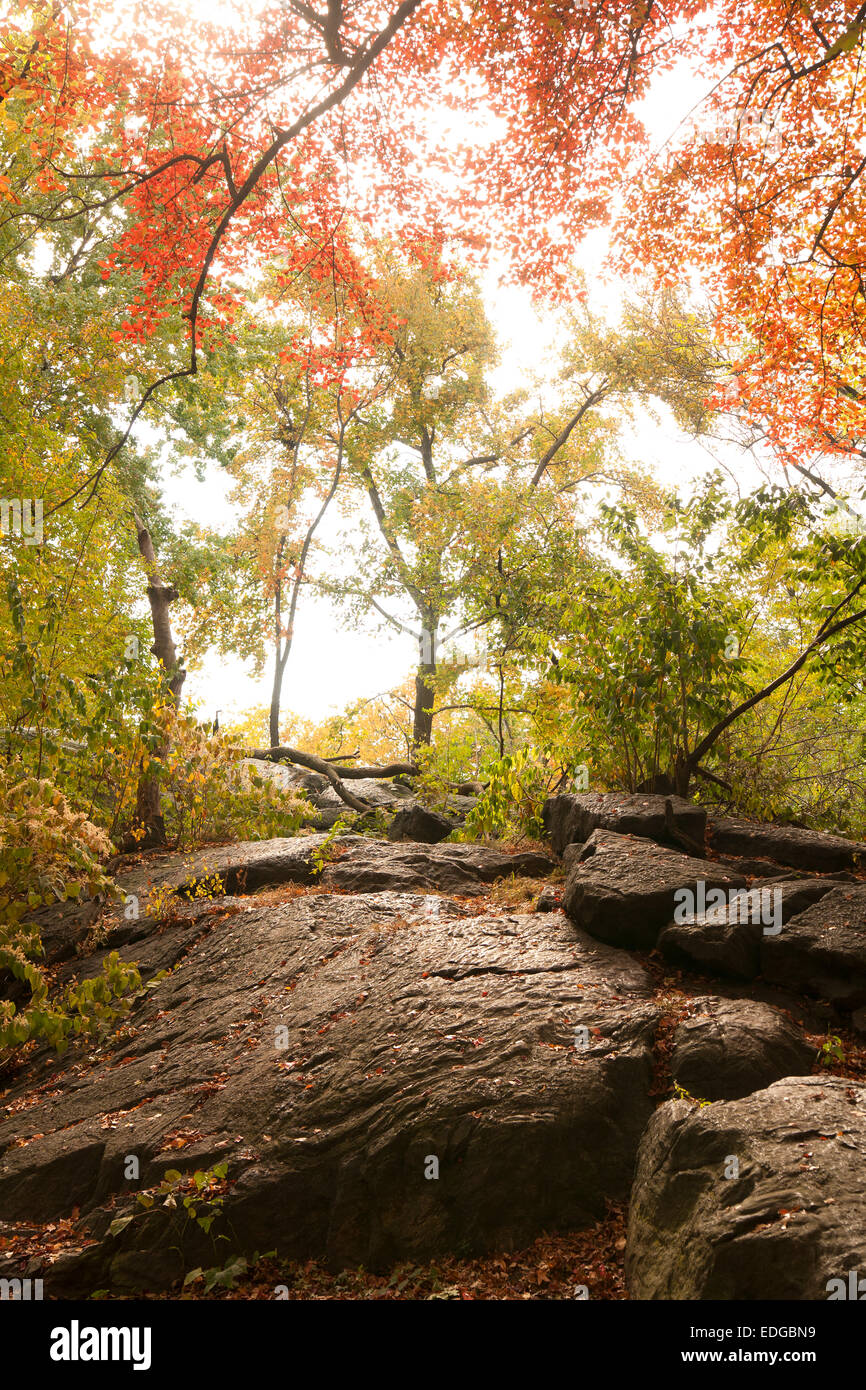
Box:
627;1076;866;1300
563;830;746;950
319;841;555;895
14;835;351;970
17;837;554;971
0;895;656;1294
544;793;706;858
708;816;866;874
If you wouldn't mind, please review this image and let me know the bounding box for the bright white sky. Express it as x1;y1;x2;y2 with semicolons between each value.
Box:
155;35;769;735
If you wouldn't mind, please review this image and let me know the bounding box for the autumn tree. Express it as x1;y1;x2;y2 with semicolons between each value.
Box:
326;249;722;750
414;2;866;471
181;261;399;748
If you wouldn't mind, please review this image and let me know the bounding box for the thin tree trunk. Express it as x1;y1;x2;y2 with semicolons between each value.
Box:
412;616;437;748
269;541;287;751
269;439;344;748
128;513;185;849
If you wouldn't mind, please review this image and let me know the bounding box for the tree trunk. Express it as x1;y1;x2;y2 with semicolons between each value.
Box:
269;681;283;756
127;514;185;850
673;752;691;799
412;618;437;748
269;654;285;750
269;540;288;751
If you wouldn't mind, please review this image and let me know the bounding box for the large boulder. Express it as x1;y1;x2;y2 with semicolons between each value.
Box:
387;804;455;844
563;830;746;950
708;816;866;874
319;841;555;895
671;997;813;1101
761;884;866;1009
658;878;845;980
0;893;657;1294
543;793;707;858
627;1076;866;1300
314;778;415;809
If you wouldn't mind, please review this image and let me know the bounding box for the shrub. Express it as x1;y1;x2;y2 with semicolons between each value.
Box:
0;764;140;1054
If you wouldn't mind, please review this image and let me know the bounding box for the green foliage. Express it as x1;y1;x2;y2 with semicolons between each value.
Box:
457;747;549;841
124;708;311;851
309;814;351;874
0;764;141;1055
183;1254;249;1293
133;1162;230;1237
548;488;754;792
818;1034;846;1067
412;736;478;810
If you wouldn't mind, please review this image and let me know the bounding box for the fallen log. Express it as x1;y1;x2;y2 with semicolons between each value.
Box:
246;748;420;780
241;746;420;813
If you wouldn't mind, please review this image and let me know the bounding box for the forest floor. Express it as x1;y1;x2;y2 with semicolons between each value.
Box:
131;1211;630;1300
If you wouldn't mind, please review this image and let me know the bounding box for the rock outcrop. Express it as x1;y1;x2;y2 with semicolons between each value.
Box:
627;1077;866;1300
670;997;813;1101
562;830;746;950
708;816;866;874
543;792;707;858
0;888;655;1294
5;791;866;1301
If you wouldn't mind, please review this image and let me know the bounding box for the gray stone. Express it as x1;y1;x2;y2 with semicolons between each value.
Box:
543;793;707;858
387;804;455;844
761;884;866;1009
671;997;813;1101
314;778;415;809
659;878;845;980
563;830;746;950
320;841;555;895
708;816;866;874
237;758;300;793
627;1076;866;1300
0;894;657;1293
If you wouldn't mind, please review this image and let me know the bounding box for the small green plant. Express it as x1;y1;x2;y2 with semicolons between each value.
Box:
184;1253;249;1293
133;1162;230;1236
672;1081;712;1107
818;1033;846;1067
309;815;350;875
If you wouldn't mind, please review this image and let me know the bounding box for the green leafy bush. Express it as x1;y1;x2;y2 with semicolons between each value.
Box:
0;765;140;1053
457;747;549;841
133;708;310;849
